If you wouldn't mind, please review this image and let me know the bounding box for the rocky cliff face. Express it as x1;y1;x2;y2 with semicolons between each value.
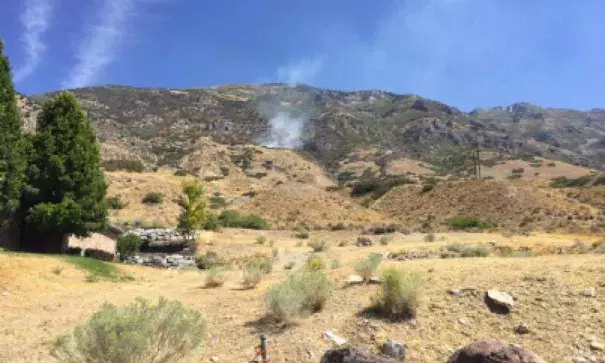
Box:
22;84;605;174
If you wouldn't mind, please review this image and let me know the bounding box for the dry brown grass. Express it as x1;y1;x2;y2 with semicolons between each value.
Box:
236;182;391;229
373;179;598;231
481;157;594;180
1;230;604;363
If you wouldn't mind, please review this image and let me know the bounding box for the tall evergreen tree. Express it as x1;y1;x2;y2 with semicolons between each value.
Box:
0;40;26;230
21;92;108;252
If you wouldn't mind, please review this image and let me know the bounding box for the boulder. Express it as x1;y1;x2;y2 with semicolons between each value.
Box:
447;340;547;363
320;348;398;363
486;290;515;313
345;274;364;285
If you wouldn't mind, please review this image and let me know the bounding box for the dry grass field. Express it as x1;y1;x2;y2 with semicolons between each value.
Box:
2;230;604;363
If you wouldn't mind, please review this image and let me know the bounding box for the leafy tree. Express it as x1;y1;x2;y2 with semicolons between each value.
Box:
21;92;108;252
177;180;207;241
0;40;26;230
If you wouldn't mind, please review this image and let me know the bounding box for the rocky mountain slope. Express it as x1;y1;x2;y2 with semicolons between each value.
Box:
25;84;605;175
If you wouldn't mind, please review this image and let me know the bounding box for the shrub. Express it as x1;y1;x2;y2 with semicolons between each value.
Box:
371;267;423;320
421;183;436;193
595;244;605;254
380;236;392;245
51;297;205;363
242;264;264;289
195;251;221;270
355;253;382;282
350;176;414;199
295;227;310;239
255;235;267;245
116;234;142;261
173;169;188;176
244;256;273;274
271;247;279;258
507;174;522;180
106;196;125;210
204;267;227;288
220;166;230;176
511;167;525;174
424;233;436;242
283;261;295;270
266;269;332;322
445;216;493;230
444;243;490;257
329;222;346;231
331;259;342;269
338;240;348;247
101;158;145;172
203;213;221;231
460;245;491;257
308;239;329;252
305;255;326;271
218;210;269;230
83;249;115;262
142;192;163;205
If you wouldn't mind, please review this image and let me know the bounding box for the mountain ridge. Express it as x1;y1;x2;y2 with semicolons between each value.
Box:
19;83;605;175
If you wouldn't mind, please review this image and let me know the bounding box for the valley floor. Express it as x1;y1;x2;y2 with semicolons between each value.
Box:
1;231;604;362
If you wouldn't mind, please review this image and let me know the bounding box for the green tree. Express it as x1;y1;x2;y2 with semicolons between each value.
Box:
177;180;207;242
0;40;26;230
21;92;107;252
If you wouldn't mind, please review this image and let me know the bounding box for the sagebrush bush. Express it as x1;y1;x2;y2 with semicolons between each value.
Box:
305;255;326;271
424;233;436;242
283;261;295;270
51;297;205;363
142;192;163;205
255;235;267;245
380;236;392;245
308;239;329;252
244;256;273;274
242;264;264;289
355;253;382;282
116;234;142;261
371;267;423;320
204;267;227;288
444;243;491;257
195;251;221;270
271;247;279;258
266;269;332;322
295;227;310;239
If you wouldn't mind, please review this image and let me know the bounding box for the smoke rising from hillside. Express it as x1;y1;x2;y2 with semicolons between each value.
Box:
260;111;306;149
257;57;322;149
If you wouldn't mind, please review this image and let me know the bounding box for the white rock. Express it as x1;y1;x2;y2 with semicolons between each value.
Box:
324;330;347;346
585;287;596;297
1;291;10;297
486;290;515;312
345;274;364;284
458;318;468;326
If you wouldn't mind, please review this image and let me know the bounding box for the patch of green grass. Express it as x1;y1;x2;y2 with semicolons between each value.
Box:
61;256;133;283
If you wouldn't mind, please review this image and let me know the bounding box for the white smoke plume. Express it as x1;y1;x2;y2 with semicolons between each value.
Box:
257;57;323;149
260;111;306;149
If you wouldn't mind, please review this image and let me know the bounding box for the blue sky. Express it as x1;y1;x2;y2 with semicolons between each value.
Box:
1;0;604;111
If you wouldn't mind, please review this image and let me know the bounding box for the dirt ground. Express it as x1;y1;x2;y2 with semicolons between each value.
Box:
1;230;604;363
